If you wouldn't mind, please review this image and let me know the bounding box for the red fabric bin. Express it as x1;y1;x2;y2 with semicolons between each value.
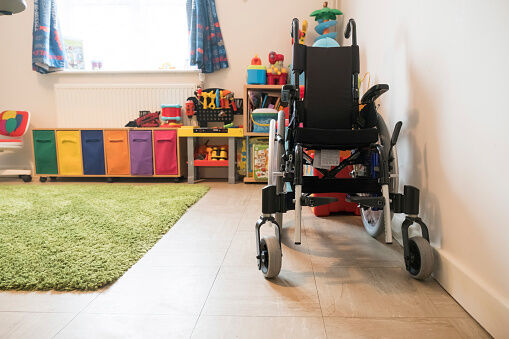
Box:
153;130;178;175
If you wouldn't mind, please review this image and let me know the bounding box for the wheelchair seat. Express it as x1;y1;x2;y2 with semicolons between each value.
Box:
294;126;378;150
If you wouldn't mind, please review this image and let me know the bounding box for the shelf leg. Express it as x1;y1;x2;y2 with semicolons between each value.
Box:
228;137;236;184
187;137;195;184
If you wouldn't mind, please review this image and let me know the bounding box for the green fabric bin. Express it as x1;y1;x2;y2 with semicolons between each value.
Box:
33;130;58;174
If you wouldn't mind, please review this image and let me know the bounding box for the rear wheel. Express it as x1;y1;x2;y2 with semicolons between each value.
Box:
360;114;398;237
361;208;392;237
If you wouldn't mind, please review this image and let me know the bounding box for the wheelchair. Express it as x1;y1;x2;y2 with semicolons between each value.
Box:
255;18;434;280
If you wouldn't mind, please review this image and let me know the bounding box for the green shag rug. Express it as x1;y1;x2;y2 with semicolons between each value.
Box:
0;184;209;291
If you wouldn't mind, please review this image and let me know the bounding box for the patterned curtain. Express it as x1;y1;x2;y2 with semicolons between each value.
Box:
186;0;228;73
32;0;65;74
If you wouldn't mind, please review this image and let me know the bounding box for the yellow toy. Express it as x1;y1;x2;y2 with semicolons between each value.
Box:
205;91;217;109
210;145;228;160
299;20;308;44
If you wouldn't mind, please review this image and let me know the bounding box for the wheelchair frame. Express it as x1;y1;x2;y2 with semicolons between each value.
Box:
255;18;434;281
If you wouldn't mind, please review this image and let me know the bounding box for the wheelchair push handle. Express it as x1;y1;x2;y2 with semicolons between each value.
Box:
391;121;403;146
292;18;300;46
344;18;357;46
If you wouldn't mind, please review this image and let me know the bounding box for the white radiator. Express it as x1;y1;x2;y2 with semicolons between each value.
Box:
54;83;197;128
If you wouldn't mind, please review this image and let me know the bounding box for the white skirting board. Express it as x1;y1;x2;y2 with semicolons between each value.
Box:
55;83;196;128
434;249;509;338
392;220;508;338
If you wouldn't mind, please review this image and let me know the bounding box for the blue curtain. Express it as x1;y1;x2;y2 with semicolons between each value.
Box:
186;0;228;73
32;0;65;74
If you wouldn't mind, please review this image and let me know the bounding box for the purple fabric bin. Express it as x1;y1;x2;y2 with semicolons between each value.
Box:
129;130;153;175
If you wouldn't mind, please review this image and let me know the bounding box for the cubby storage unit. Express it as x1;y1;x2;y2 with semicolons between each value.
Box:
32;128;184;182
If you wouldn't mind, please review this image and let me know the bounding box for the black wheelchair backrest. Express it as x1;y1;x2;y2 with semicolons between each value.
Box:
292;18;359;130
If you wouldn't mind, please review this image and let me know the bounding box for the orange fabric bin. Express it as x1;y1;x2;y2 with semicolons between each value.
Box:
104;130;130;175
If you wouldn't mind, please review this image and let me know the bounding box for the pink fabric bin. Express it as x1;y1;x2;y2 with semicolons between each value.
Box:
153;130;178;175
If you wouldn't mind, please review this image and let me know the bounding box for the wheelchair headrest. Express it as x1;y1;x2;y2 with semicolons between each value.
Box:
0;111;30;137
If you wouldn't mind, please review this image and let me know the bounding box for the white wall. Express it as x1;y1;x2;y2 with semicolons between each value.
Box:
0;0;326;171
339;0;509;337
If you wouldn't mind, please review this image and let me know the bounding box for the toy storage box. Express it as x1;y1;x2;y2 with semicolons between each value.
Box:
247;65;267;85
251;109;278;133
32;128;185;181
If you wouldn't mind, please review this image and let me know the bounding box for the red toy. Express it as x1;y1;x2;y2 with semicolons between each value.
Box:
135;111;160;127
185;100;195;117
312;151;361;217
267;51;288;85
161;104;182;127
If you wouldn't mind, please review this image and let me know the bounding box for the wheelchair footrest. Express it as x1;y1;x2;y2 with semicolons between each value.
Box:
302;177;381;194
346;195;385;208
303;196;338;207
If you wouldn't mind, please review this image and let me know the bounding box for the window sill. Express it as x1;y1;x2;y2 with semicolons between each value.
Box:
48;69;201;75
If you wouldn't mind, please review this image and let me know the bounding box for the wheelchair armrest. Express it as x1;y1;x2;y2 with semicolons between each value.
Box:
361;84;389;104
281;84;296;104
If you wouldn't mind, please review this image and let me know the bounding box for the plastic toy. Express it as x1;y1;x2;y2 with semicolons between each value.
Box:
299;20;308;44
210;146;227;160
160;104;182;127
215;89;221;109
267;51;288;85
186;88;241;127
185;99;195;117
247;54;267;85
310;2;342;47
125;111;160;127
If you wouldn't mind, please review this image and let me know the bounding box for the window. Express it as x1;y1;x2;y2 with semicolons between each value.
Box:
56;0;193;71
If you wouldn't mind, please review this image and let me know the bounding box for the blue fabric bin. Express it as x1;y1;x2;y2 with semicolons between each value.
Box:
81;130;106;175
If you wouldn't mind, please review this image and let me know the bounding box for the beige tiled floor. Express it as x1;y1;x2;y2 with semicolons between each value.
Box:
0;181;490;338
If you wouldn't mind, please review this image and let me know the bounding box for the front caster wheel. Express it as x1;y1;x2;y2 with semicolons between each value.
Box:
407;236;434;280
259;236;282;279
39;177;47;183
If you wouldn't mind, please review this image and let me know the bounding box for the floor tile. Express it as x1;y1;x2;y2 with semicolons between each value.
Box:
55;313;197;339
0;312;74;339
315;267;467;318
84;266;218;316
192;315;326;339
202;266;321;317
0;291;98;313
323;316;487;339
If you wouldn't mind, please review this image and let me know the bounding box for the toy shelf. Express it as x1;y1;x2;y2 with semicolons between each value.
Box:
193;160;229;167
245;84;283;90
243;176;265;183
